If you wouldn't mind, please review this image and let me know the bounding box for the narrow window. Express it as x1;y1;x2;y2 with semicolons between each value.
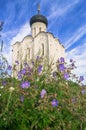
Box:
17;51;19;59
39;27;41;32
42;44;44;56
34;28;36;36
27;48;30;59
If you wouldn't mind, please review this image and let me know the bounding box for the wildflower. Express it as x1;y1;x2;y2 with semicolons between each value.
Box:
71;63;75;67
7;65;12;70
79;76;84;82
18;74;22;80
52;99;58;107
32;61;34;65
18;71;21;75
60;57;65;62
70;59;73;62
15;60;19;65
2;81;6;86
81;89;86;95
21;68;26;75
58;64;65;71
36;56;40;60
38;65;42;73
21;81;30;89
20;96;24;102
24;62;28;67
64;73;69;80
9;87;15;92
40;89;47;98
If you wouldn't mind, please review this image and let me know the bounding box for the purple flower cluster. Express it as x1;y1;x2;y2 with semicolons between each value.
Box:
81;89;86;95
2;81;6;86
20;96;24;102
15;60;19;65
52;99;58;107
21;68;26;75
79;76;84;82
40;89;47;98
64;73;69;80
38;65;42;73
24;62;28;67
7;65;12;70
59;64;65;71
36;56;40;60
70;59;73;62
21;81;30;89
60;57;65;63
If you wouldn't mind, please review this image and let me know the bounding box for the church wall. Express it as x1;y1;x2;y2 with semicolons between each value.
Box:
12;42;20;65
20;36;33;63
33;32;48;58
47;33;65;64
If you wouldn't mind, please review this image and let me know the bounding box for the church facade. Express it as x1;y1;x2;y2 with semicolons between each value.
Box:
12;7;65;77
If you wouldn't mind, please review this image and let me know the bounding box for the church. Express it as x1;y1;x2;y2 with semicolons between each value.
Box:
12;6;65;77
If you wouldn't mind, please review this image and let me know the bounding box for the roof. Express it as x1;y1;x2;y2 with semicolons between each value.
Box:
30;14;48;27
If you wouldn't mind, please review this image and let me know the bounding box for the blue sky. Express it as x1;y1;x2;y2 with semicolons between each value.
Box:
0;0;86;84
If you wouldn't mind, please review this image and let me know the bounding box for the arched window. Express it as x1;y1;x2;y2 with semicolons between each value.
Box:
42;44;44;56
27;48;30;59
17;51;19;59
39;27;41;32
34;28;36;36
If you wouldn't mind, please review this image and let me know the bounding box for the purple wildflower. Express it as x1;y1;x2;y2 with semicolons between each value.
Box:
20;96;24;102
32;61;34;65
70;59;73;62
60;57;65;62
21;68;26;75
21;81;30;89
2;81;6;86
38;65;42;73
58;64;65;71
18;74;22;80
24;62;28;67
52;99;58;107
36;56;40;60
15;60;19;65
28;67;33;73
81;89;86;95
64;73;69;80
40;89;47;98
18;71;21;75
7;65;12;70
79;76;84;82
71;63;75;67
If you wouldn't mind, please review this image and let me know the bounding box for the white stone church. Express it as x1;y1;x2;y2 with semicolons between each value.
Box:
12;6;65;77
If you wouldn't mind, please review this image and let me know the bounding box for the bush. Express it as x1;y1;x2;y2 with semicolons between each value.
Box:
0;56;86;130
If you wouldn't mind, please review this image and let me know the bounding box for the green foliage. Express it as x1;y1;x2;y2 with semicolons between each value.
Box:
0;56;86;130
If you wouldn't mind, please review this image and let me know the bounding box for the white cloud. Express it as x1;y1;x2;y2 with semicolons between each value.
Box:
2;22;31;65
11;22;31;45
66;43;86;84
48;0;80;20
65;24;86;49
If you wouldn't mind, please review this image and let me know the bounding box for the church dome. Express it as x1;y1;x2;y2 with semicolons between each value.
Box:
30;14;48;27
